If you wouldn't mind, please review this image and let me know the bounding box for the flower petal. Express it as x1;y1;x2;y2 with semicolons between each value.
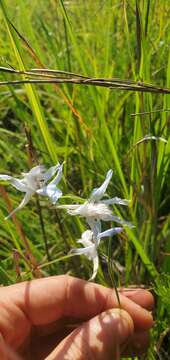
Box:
77;230;93;247
90;169;113;201
101;197;130;206
68;202;113;220
24;165;46;190
48;188;62;204
0;175;13;181
0;175;28;192
43;163;60;183
49;163;63;186
110;215;134;228
98;227;122;239
37;185;62;204
81;230;93;244
57;203;86;216
86;218;101;234
27;165;46;176
5;191;33;220
69;244;94;256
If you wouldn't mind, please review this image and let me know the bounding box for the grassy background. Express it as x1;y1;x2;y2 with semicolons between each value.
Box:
0;0;170;358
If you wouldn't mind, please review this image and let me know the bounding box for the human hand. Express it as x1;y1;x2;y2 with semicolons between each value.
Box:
0;275;154;359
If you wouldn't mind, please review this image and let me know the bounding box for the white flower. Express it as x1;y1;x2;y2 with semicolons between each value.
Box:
0;163;63;219
70;225;122;280
58;169;132;227
36;163;63;204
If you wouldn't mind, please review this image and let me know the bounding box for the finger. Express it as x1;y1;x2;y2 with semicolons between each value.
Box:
122;330;150;357
3;276;153;328
119;288;154;310
0;334;22;360
30;286;154;338
30;324;150;359
45;309;134;360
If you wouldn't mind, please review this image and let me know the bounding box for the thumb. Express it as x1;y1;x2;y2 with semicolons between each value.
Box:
0;334;22;360
46;309;134;360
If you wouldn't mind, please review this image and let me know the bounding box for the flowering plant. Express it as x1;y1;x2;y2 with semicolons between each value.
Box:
0;165;131;280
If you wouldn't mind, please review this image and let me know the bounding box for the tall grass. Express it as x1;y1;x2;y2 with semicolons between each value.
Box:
0;0;170;358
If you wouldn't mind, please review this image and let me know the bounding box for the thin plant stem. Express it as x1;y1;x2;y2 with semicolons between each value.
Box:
36;196;51;262
108;237;121;308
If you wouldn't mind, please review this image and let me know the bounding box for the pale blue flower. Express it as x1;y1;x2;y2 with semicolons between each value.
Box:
36;163;63;204
0;163;63;219
70;225;122;280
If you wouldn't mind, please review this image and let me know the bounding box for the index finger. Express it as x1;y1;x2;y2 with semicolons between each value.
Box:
2;275;153;330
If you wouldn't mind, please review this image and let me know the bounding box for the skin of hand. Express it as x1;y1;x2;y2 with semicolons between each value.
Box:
0;275;154;360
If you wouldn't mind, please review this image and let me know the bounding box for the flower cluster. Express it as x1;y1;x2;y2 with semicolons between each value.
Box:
58;169;132;279
0;165;132;279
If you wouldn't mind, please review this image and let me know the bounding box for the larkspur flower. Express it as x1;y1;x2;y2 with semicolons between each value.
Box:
36;163;63;204
58;169;132;227
70;225;122;280
0;163;63;219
